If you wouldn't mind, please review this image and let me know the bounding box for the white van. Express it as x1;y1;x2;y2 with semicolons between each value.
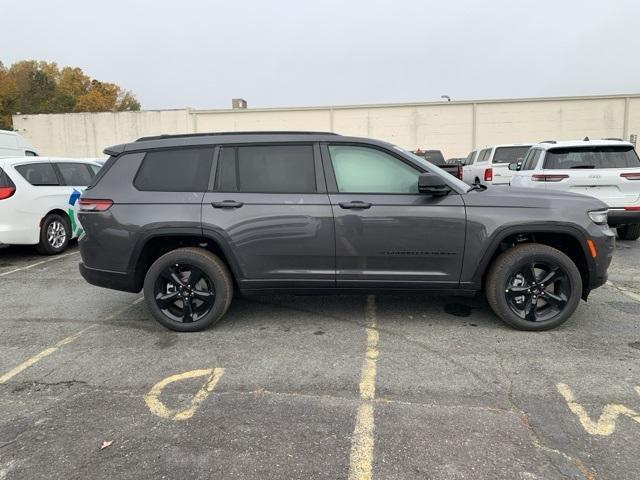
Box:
0;130;39;157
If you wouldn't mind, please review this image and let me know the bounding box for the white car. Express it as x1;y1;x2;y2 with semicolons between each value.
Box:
0;157;102;254
0;130;39;157
510;139;640;240
462;144;532;186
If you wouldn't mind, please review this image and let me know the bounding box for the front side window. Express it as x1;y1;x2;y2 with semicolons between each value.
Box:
329;145;420;194
217;145;316;193
478;149;491;162
57;163;94;186
15;163;59;186
135;148;213;191
543;146;640;170
466;151;477;165
522;149;541;171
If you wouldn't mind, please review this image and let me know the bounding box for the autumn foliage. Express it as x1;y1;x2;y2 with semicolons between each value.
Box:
0;60;140;129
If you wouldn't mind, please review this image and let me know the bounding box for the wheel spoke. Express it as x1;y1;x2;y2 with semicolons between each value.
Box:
182;298;194;322
524;296;537;321
506;286;529;299
539;267;561;285
186;267;203;287
522;264;538;285
193;289;214;304
544;292;567;309
156;291;179;308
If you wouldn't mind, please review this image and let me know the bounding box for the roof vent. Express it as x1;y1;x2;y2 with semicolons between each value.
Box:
232;98;247;109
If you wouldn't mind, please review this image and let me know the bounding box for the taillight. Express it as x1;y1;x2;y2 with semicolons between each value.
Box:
456;165;462;179
531;174;569;182
620;172;640;180
0;186;15;200
79;198;113;211
484;168;493;182
624;206;640;211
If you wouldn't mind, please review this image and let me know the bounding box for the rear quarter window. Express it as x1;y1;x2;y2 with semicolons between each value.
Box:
134;148;214;191
0;167;16;187
544;146;640;170
14;163;60;186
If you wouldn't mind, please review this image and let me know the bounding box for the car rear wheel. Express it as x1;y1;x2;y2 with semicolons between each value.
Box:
143;247;233;332
485;243;582;331
616;224;640;241
36;213;71;255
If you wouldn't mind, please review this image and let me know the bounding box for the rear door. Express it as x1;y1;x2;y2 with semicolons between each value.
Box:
541;145;640;207
322;143;466;288
202;143;335;290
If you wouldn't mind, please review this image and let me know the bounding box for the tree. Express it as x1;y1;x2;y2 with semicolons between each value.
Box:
0;60;141;130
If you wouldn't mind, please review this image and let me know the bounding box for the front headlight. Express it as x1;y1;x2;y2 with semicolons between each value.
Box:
588;209;609;225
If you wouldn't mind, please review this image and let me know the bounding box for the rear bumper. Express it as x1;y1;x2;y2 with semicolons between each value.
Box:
79;263;140;293
607;209;640;227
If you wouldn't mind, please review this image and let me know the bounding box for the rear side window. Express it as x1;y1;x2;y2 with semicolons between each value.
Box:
56;163;94;186
465;151;476;165
522;149;541;171
135;148;214;191
493;146;531;164
478;149;491;162
15;163;60;186
544;146;640;170
217;145;316;193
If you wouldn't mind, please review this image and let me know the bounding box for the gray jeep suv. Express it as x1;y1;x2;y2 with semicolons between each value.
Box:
78;132;614;332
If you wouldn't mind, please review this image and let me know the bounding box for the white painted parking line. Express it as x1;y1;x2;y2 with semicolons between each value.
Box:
0;297;142;384
0;251;80;277
606;280;640;302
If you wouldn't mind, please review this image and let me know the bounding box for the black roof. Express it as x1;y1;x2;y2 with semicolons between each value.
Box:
103;130;385;156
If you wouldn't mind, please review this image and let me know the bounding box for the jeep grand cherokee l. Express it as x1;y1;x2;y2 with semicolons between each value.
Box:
78;132;614;332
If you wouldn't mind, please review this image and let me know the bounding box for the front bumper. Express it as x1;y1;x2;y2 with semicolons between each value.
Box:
607;208;640;227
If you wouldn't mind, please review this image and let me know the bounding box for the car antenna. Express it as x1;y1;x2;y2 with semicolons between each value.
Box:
583;136;590;141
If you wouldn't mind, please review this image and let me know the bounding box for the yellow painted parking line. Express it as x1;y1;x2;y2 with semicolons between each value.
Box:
0;297;142;384
0;251;80;277
144;368;225;421
557;383;640;436
348;295;379;480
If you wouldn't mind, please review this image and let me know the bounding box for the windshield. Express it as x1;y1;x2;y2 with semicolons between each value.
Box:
395;146;469;191
493;146;531;164
544;146;640;169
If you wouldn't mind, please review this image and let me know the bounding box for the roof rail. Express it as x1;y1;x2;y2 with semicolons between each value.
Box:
135;131;340;142
602;137;623;141
540;140;556;144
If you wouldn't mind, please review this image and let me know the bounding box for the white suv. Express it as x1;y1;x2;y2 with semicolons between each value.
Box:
511;139;640;240
461;144;532;186
0;157;102;254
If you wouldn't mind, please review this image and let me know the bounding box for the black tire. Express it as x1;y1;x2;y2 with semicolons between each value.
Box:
616;224;640;241
485;243;582;331
36;213;71;255
143;247;233;332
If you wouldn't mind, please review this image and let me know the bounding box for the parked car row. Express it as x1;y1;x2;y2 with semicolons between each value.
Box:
455;139;640;241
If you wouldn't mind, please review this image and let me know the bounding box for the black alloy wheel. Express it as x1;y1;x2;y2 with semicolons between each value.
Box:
154;263;216;323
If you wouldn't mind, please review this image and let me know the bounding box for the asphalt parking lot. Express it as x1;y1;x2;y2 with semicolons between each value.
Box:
0;241;639;480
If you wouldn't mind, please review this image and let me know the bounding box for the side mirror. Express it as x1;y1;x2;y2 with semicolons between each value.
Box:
508;162;521;171
418;173;451;196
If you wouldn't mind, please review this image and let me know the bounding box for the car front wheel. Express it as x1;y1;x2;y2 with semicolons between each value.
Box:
616;224;640;241
143;247;233;332
485;243;582;331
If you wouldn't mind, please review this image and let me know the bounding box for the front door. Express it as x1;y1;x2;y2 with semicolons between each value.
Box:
322;144;466;289
202;143;335;291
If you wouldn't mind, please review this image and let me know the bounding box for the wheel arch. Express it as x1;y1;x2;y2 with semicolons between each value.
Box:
472;224;594;299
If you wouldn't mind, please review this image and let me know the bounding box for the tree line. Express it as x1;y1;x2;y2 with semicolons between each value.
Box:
0;60;141;130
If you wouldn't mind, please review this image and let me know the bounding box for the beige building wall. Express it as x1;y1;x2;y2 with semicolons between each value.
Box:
12;94;640;158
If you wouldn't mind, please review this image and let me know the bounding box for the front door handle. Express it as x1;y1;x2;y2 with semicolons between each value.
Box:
211;200;244;209
338;201;372;210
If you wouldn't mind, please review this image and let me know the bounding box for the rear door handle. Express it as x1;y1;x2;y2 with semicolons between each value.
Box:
211;200;244;209
338;201;372;209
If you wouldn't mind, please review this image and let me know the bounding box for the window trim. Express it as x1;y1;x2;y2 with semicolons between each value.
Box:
211;142;325;194
132;146;215;192
321;142;428;195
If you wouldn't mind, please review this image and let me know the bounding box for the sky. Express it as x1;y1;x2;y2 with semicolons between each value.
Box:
3;0;640;110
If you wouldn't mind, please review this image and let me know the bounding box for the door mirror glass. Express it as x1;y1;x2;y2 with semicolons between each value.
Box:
418;173;450;196
508;162;521;171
